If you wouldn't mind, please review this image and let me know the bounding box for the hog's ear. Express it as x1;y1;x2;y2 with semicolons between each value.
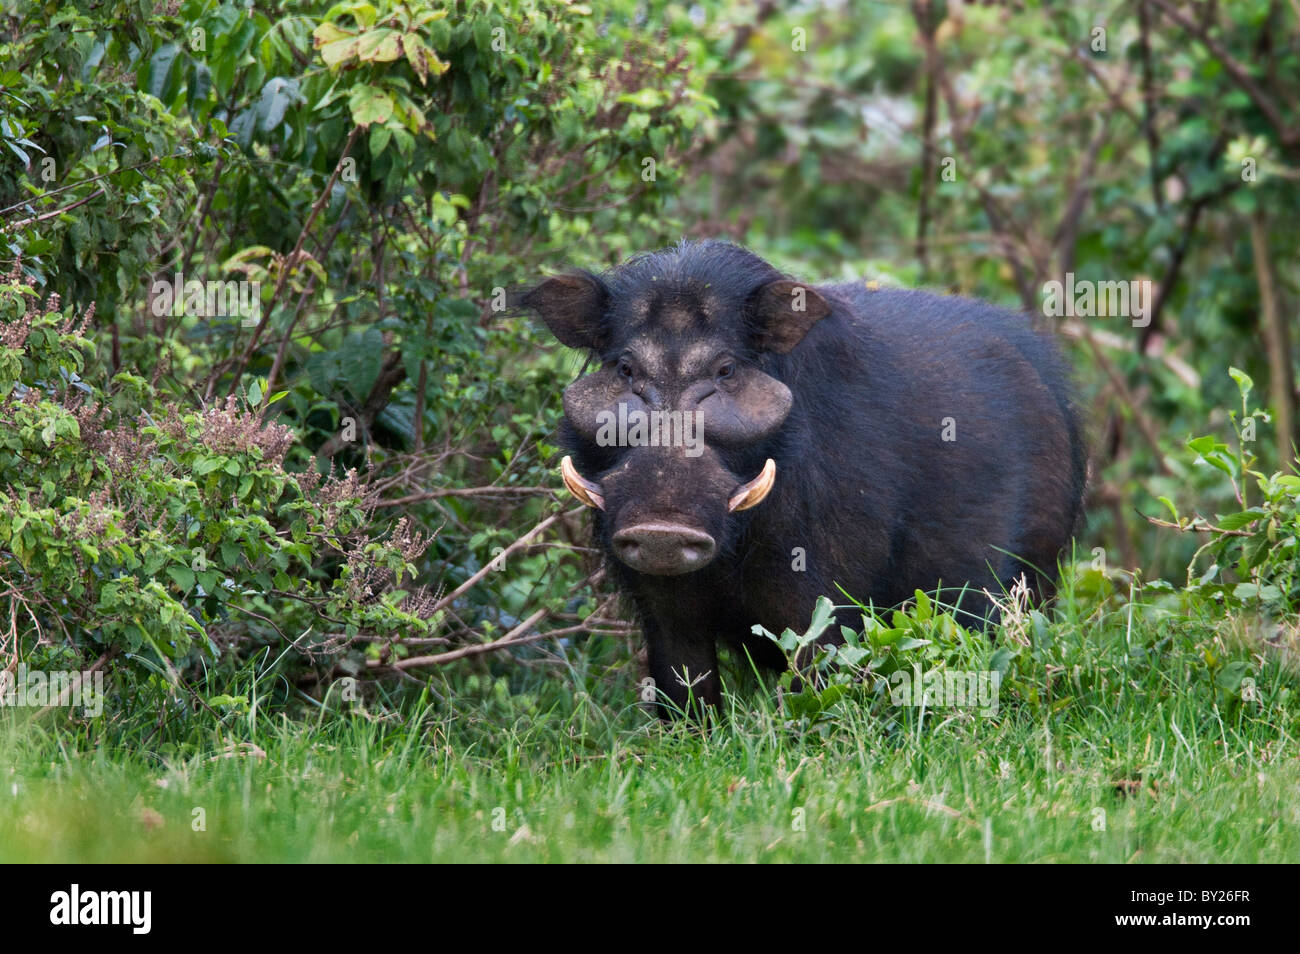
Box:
522;272;608;352
750;279;831;354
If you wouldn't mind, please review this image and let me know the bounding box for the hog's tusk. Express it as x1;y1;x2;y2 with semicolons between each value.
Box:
728;458;776;512
560;456;605;510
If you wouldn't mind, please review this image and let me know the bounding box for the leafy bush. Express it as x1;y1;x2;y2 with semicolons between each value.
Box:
1158;369;1300;615
1;0;715;721
0;271;436;713
751;590;1017;732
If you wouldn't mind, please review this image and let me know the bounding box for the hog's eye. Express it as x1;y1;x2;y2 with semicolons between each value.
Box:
617;358;634;381
716;361;736;381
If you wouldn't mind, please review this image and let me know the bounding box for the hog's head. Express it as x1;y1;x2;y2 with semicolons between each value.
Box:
525;242;830;576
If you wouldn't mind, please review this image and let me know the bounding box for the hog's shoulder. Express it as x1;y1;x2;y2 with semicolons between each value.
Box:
822;282;1036;336
821;282;1064;361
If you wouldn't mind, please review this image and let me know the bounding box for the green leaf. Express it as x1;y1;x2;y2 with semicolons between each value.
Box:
349;85;394;127
835;645;870;667
1204;455;1236;479
207;694;249;710
188;60;212;109
989;646;1015;677
314;23;361;67
357;29;401;62
1217;509;1266;530
147;43;181;101
166;565;195;591
1215;660;1249;690
618;89;665;109
912;589;932;620
339;328;384;396
256;77;300;133
798;595;838;648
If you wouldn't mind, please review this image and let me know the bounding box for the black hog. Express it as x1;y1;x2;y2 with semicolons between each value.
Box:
525;241;1085;718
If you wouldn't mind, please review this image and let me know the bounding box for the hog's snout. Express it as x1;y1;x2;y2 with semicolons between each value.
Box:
612;522;717;575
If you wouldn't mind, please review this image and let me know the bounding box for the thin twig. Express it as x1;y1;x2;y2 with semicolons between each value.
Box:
1;189;105;232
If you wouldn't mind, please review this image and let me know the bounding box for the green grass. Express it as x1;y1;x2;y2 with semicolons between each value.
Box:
2;586;1297;862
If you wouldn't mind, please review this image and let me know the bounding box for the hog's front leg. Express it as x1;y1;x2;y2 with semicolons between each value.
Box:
642;617;720;720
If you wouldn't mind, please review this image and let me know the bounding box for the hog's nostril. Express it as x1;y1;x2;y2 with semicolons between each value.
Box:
612;523;716;576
